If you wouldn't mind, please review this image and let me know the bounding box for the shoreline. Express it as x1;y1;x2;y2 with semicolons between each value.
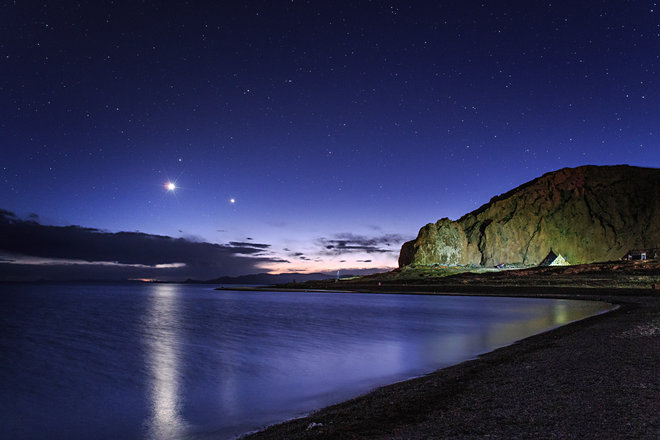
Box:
239;287;659;439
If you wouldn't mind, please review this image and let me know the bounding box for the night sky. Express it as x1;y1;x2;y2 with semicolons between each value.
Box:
2;1;659;280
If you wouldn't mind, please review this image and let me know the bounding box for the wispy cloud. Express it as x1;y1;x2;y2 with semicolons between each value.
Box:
228;241;271;253
0;253;187;269
0;209;282;281
315;232;408;256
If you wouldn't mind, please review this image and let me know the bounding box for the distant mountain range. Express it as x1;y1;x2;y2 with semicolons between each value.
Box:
0;270;388;285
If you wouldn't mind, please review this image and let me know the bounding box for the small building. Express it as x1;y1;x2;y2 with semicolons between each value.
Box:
623;248;659;261
539;250;569;266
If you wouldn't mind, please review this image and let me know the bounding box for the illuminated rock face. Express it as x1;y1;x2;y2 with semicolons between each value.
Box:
399;165;660;267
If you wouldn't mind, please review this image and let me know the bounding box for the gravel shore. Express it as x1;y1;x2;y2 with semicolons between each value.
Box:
242;288;659;439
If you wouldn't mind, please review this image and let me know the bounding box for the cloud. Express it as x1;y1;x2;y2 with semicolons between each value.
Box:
228;241;271;253
286;251;309;261
280;250;309;260
0;253;187;269
0;210;281;281
315;232;408;256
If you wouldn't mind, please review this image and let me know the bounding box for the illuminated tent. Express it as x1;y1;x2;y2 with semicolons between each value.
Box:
539;250;569;266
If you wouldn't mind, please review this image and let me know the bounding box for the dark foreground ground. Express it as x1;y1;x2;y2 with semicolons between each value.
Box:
241;284;660;439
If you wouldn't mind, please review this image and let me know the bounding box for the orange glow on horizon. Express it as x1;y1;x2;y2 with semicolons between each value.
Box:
258;259;395;275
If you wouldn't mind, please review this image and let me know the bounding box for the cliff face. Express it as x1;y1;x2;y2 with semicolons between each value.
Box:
399;165;660;267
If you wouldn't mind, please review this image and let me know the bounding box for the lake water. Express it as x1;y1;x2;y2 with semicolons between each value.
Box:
0;283;611;439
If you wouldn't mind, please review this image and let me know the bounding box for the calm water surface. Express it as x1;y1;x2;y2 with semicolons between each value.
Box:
0;283;611;439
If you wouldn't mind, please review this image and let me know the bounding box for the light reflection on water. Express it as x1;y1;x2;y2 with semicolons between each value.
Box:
0;284;613;440
144;284;187;439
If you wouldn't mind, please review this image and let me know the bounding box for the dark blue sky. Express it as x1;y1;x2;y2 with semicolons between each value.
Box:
1;1;659;278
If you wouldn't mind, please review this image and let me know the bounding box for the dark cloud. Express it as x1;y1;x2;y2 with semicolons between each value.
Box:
356;259;372;263
227;241;271;254
0;210;280;281
315;232;409;256
283;250;308;260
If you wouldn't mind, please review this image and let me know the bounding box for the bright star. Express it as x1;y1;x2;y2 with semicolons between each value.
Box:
166;182;176;191
230;198;235;204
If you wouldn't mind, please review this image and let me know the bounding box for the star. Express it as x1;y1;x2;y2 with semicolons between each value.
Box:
166;182;176;191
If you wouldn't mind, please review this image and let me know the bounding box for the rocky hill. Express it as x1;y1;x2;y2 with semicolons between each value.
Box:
399;165;660;267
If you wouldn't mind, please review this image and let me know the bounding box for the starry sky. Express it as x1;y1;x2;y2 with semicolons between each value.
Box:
1;1;659;280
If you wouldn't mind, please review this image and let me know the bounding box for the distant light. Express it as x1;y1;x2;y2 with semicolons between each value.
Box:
166;182;176;191
230;198;235;204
